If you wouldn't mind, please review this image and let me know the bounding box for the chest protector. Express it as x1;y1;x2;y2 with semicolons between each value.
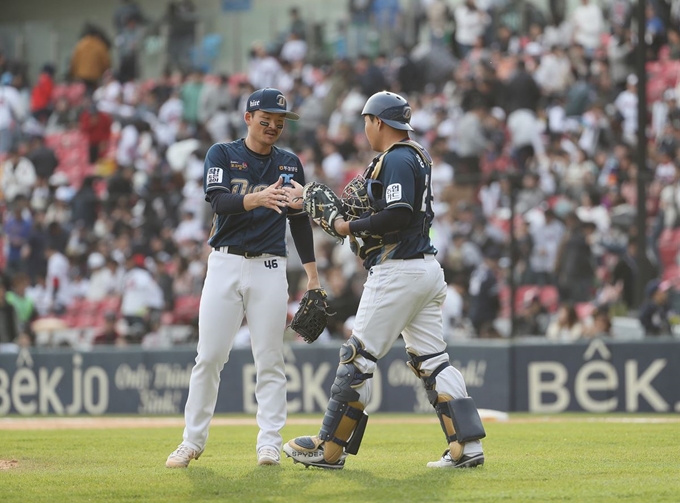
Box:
343;139;434;259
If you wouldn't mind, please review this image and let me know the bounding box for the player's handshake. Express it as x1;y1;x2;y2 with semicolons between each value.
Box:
283;178;304;210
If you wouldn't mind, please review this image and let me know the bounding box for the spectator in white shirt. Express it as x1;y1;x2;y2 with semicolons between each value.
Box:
0;83;26;154
321;141;345;190
173;208;205;244
534;46;573;97
614;74;639;146
454;0;491;58
529;209;565;284
571;0;604;53
576;190;610;233
45;242;72;314
247;43;282;90
86;252;116;301
442;274;469;340
1;147;37;203
280;32;308;63
120;254;165;333
155;90;183;147
25;273;52;317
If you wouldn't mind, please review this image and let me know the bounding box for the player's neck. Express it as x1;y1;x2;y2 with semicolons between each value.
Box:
244;136;273;156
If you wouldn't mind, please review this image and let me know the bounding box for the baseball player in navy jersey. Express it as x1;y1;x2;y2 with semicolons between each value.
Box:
166;88;320;468
283;91;486;469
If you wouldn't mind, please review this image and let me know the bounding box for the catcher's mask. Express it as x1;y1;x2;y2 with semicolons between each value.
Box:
361;91;414;131
341;175;384;220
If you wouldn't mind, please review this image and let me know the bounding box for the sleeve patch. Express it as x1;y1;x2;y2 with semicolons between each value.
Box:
207;167;223;185
385;183;402;203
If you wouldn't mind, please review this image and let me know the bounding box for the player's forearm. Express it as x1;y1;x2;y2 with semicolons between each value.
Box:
207;190;246;215
302;261;321;290
347;207;411;236
289;215;315;264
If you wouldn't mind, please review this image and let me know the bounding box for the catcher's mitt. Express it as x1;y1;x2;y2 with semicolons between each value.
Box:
302;182;346;241
288;288;333;343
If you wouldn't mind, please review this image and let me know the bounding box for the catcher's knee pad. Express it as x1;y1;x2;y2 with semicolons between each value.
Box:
407;350;486;461
319;336;376;463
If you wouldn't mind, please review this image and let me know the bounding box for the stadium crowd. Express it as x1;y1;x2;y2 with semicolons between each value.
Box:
2;0;680;349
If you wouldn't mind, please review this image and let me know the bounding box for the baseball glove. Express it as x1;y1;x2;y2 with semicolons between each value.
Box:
302;182;346;241
288;288;333;344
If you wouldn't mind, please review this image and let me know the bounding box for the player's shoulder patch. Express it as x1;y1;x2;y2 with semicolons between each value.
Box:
385;183;402;203
206;167;224;185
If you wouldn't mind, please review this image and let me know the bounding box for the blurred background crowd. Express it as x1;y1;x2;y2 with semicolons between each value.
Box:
2;0;680;351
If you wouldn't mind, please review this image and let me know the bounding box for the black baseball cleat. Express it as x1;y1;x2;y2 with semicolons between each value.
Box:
426;449;485;468
282;436;347;470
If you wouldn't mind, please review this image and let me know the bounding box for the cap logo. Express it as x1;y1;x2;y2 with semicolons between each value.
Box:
250;100;260;108
276;94;286;108
403;107;412;120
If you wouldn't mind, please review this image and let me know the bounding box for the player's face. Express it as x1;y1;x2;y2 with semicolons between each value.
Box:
364;115;379;151
247;111;285;146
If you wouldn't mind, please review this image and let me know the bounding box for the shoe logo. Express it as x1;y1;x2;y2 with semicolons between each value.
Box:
289;450;322;458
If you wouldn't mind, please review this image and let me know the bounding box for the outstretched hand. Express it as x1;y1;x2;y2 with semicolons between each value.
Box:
284;179;304;210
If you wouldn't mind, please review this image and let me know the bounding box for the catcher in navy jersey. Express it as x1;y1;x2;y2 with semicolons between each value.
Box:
166;88;322;468
283;91;487;469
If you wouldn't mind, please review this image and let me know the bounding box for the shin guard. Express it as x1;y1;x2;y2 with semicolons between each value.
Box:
318;336;376;463
407;350;486;461
431;394;487;461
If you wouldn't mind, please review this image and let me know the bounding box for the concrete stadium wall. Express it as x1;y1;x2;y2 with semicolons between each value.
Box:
1;337;678;416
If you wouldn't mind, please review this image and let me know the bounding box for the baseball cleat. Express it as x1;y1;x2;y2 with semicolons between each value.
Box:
283;436;346;470
166;444;203;468
426;450;485;469
257;446;281;466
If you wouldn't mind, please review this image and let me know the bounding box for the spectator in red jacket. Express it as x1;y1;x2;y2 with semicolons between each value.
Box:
79;98;113;163
30;64;56;116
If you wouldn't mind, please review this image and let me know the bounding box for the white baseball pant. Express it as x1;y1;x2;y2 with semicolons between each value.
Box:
181;248;288;454
351;255;483;456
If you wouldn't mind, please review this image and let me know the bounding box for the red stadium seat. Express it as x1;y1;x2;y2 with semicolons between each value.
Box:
75;311;98;328
98;296;121;313
575;302;594;320
173;295;201;324
663;265;680;282
63;310;80;328
539;286;560;312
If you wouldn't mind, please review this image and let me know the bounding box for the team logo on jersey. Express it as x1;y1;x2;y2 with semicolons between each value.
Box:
230;160;248;171
207;167;223;184
277;95;286;108
278;165;298;172
385;183;402;203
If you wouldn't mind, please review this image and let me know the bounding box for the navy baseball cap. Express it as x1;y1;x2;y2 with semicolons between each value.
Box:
246;88;299;121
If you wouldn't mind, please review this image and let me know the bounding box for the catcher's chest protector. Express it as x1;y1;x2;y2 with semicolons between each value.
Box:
352;139;434;258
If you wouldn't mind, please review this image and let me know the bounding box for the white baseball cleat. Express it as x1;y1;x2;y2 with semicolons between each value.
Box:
166;444;203;468
283;436;347;469
426;449;485;469
257;446;281;466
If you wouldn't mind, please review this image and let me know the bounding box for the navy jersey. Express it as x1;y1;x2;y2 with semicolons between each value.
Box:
364;144;437;268
204;139;306;256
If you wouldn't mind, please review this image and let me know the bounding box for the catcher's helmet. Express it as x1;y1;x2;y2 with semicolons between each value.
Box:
361;91;414;131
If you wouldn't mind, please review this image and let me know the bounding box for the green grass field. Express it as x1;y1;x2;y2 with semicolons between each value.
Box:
1;414;679;503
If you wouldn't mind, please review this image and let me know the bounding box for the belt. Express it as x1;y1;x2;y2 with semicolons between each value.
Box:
216;246;263;258
404;253;425;260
